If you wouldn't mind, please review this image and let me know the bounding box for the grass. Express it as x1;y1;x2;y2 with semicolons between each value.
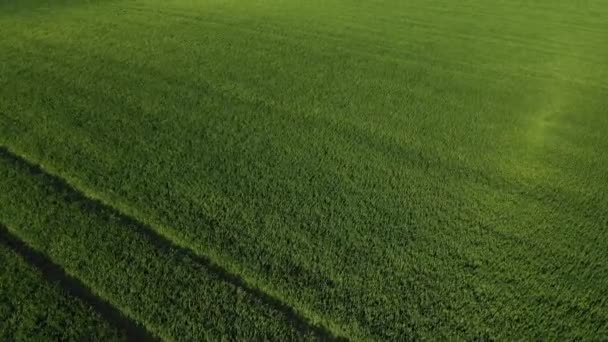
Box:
1;0;607;340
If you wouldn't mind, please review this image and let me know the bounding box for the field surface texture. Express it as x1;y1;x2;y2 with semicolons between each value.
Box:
1;0;607;340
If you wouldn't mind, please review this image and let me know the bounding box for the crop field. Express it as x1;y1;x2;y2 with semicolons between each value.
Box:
1;0;607;340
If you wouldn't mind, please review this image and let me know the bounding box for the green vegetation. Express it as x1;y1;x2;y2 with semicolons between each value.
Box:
0;236;125;341
0;150;325;340
1;0;607;340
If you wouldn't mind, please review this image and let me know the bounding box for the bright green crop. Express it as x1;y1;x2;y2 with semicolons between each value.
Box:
1;0;607;339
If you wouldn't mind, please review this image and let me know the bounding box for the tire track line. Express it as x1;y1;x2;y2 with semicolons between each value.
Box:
0;223;158;342
0;145;345;341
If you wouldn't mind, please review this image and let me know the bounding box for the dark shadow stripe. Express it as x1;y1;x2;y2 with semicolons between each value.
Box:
0;224;158;342
0;146;344;341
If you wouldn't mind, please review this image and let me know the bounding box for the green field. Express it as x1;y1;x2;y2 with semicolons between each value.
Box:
1;0;607;340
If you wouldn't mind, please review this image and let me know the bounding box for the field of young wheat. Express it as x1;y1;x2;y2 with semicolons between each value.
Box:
1;0;607;340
